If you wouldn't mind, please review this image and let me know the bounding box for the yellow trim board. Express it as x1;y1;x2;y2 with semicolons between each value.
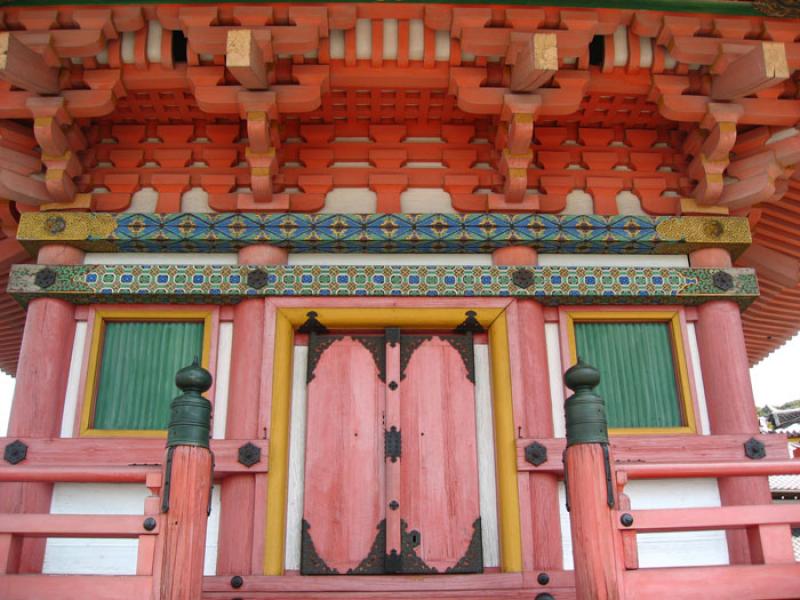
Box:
79;308;213;438
263;305;522;574
565;309;696;435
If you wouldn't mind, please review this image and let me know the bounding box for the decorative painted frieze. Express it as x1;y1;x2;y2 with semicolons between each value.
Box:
16;212;752;257
8;264;758;308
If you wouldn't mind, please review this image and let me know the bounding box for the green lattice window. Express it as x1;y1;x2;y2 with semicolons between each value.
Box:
86;317;206;433
572;316;693;431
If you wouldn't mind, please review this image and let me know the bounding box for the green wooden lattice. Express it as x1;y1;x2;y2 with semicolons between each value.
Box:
574;322;683;429
93;321;204;430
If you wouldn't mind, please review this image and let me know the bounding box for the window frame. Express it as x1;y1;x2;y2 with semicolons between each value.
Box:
561;307;698;435
263;301;521;575
78;307;215;438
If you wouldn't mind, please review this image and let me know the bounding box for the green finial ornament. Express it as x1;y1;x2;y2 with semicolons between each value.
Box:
563;357;608;447
166;357;213;449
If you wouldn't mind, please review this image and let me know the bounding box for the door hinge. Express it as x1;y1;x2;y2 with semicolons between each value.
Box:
385;426;401;462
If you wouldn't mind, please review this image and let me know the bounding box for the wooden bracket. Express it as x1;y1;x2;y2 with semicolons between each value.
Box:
226;29;273;90
711;42;789;101
26;96;87;205
510;33;557;93
0;32;60;94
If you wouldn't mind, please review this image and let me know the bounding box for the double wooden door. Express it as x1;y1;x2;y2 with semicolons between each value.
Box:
301;329;483;575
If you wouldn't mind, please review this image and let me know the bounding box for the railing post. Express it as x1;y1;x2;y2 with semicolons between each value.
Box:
562;359;624;600
157;360;214;600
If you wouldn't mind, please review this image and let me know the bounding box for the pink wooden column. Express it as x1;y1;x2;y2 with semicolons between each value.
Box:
217;245;287;576
562;360;623;600
0;244;83;573
691;248;772;565
157;361;214;599
493;246;562;570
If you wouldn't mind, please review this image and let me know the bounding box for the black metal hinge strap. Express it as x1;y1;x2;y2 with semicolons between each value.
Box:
385;426;401;462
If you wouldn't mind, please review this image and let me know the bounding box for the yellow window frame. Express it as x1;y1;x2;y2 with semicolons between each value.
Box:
79;308;214;438
263;305;523;575
564;309;697;435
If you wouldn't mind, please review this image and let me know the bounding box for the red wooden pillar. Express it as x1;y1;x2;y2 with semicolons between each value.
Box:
690;248;773;565
0;243;83;573
217;245;287;575
494;247;562;570
158;361;214;600
562;360;623;600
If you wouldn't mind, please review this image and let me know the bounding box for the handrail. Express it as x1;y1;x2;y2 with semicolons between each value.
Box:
0;465;154;483
617;459;800;480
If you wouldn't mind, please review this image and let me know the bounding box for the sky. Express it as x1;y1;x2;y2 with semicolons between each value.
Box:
0;333;798;435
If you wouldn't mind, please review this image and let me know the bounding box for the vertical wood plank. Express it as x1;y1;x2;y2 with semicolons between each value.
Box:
385;331;402;569
400;335;481;573
302;336;385;573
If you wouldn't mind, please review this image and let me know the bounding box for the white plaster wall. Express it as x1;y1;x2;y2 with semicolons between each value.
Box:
687;322;711;435
84;253;238;265
545;322;566;438
212;322;233;439
284;345;308;571
474;343;500;567
399;188;455;213
538;254;689;268
60;321;88;437
43;483;221;575
321;188;377;213
559;478;728;569
287;253;492;266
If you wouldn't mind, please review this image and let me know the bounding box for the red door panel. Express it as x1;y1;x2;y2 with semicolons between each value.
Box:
399;335;483;574
301;335;386;574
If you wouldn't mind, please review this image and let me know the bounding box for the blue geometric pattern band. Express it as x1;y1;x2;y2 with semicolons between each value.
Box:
16;212;752;257
8;264;758;308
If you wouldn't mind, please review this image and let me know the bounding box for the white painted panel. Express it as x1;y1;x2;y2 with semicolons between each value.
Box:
616;190;646;215
181;187;213;213
60;321;87;438
383;19;398;60
44;483;221;575
434;30;451;61
474;344;500;567
559;478;728;570
767;127;799;145
664;49;678;70
84;253;238;265
356;19;372;60
639;37;653;68
538;254;689;268
213;322;233;440
545;323;566;438
121;31;136;64
147;20;162;63
560;190;593;215
329;30;345;59
284;346;308;571
399;188;454;213
125;187;158;212
687;323;711;435
321;187;377;213
612;26;628;67
408;19;424;60
205;485;222;575
288;253;492;266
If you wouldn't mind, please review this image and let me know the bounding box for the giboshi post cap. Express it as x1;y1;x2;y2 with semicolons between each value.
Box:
175;357;213;394
564;357;600;391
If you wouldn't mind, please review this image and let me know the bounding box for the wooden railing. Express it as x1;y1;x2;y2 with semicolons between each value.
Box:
614;459;800;600
0;463;163;600
0;437;268;600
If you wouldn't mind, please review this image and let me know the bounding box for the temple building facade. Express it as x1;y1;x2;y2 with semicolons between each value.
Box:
0;0;800;598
